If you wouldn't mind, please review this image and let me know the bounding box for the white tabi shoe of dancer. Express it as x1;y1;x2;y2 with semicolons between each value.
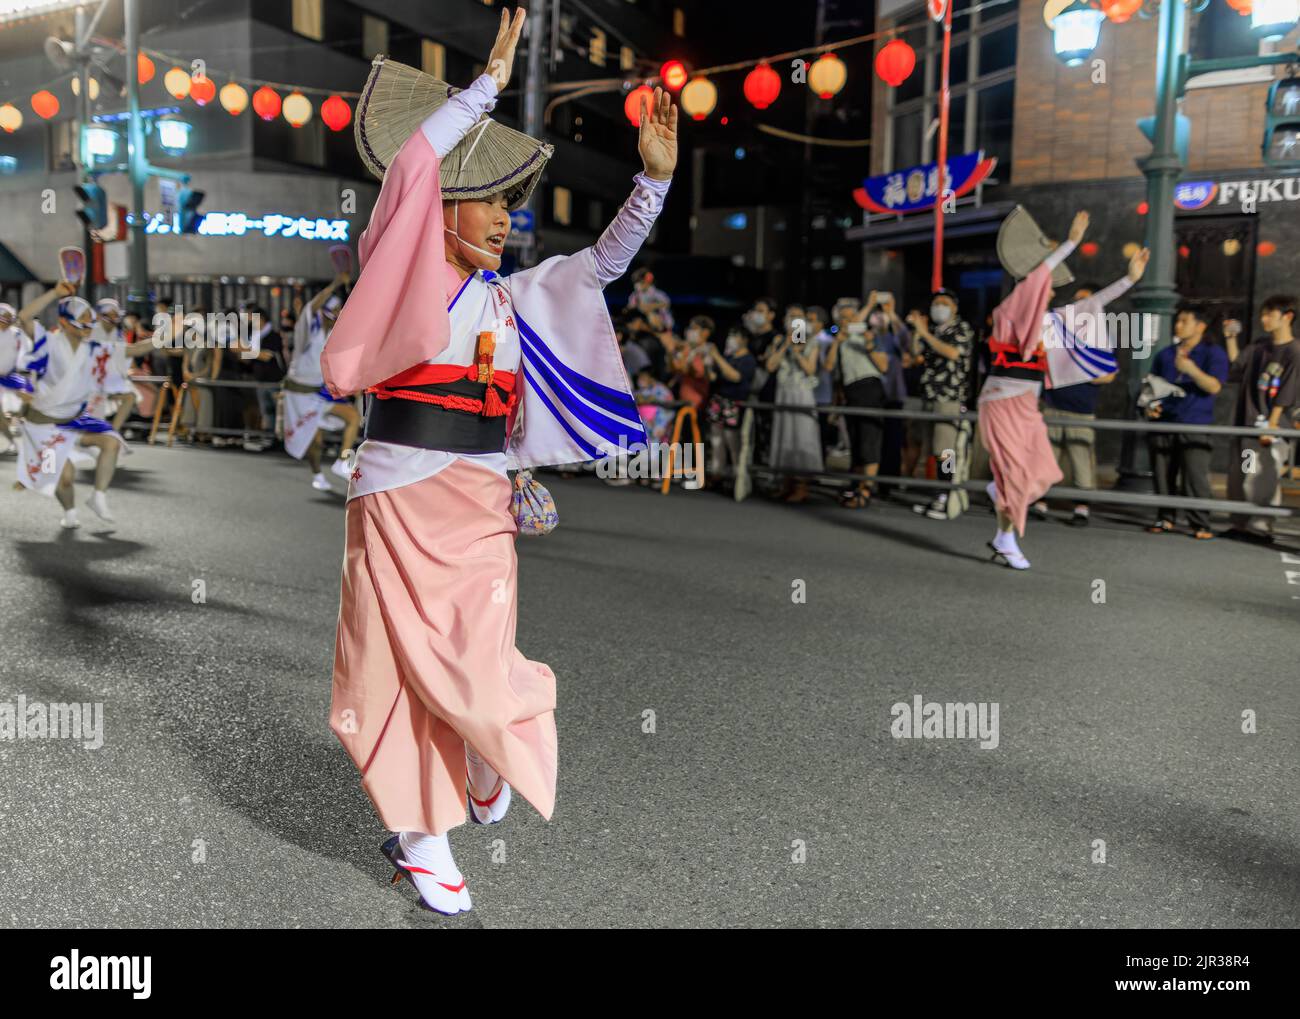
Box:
60;508;80;529
88;490;115;522
330;456;352;480
384;831;472;915
988;529;1031;570
466;744;511;824
310;472;331;491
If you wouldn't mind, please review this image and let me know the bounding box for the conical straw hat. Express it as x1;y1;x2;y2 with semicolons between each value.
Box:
997;205;1074;288
355;55;553;211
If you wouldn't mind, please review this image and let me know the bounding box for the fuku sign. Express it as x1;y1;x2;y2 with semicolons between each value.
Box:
1176;177;1300;211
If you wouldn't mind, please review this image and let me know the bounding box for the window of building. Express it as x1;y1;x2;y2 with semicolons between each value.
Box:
588;198;604;231
292;0;323;42
553;186;572;226
590;28;607;67
620;45;635;71
422;40;446;80
673;8;685;36
363;15;389;59
885;1;1019;184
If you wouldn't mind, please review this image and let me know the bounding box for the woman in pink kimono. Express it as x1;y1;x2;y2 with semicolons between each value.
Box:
321;8;676;915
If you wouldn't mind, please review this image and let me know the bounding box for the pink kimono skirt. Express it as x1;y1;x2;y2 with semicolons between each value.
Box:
978;391;1064;536
329;458;558;837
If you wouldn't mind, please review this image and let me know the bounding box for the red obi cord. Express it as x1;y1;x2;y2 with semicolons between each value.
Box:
988;338;1046;373
366;362;518;417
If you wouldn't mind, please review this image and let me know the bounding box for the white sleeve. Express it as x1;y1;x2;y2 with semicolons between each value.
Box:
1088;274;1134;309
590;174;672;288
419;74;500;159
1042;239;1077;273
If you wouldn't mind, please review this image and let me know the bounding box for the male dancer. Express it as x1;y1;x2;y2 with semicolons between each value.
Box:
282;273;360;490
981;210;1147;568
87;298;140;432
13;287;155;526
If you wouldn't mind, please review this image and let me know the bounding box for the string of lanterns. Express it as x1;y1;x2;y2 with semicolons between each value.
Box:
0;47;358;135
607;0;1020;125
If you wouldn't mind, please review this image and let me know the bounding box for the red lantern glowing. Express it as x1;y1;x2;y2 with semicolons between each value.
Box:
744;62;781;110
1080;241;1099;257
1178;245;1190;258
1225;0;1252;12
252;86;281;121
660;60;688;91
1137;201;1149;215
1258;240;1277;257
623;84;654;127
874;39;916;88
31;90;59;120
321;95;351;131
137;54;155;84
1103;0;1143;23
190;75;216;106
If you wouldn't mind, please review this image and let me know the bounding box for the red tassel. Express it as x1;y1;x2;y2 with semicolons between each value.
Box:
482;384;508;417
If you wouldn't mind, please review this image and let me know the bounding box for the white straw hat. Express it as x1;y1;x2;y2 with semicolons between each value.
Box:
355;55;553;212
997;205;1074;288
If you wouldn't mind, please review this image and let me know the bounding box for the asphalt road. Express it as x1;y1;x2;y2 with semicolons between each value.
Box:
1;443;1297;928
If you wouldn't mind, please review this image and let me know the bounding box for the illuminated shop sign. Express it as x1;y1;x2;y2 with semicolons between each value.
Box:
1176;178;1300;210
854;150;997;214
143;210;349;241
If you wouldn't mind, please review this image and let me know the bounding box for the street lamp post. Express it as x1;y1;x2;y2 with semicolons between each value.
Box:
124;0;150;319
1128;0;1186;376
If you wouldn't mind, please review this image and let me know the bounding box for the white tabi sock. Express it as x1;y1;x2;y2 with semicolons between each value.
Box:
397;830;471;913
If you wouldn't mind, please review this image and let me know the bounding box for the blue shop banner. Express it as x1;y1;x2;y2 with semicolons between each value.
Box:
854;150;996;214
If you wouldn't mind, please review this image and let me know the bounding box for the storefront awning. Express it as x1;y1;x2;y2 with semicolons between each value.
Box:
846;201;1018;248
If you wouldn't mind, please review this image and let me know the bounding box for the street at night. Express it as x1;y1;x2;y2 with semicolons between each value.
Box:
0;0;1297;988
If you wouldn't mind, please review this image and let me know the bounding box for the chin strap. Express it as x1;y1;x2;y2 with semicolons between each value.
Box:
444;200;499;260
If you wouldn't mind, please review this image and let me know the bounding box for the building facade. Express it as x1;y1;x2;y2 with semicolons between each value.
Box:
856;0;1300;347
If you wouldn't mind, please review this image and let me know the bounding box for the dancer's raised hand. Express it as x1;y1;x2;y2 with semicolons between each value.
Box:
487;7;527;92
1127;246;1150;282
1068;211;1090;244
639;86;678;182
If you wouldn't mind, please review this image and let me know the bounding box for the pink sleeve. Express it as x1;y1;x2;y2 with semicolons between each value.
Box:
321;130;453;396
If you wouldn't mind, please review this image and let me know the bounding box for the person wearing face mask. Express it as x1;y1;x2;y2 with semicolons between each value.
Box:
825;302;891;506
670;315;715;413
704;324;758;489
320;8;675;916
282;274;360;490
627;267;674;332
906;289;975;520
765;306;822;501
862;292;912;488
13;286;155;527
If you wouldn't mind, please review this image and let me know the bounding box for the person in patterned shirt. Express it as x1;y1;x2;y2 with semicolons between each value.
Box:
906;289;974;519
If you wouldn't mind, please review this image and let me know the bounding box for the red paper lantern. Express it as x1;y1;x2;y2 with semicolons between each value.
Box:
744;62;781;110
1258;240;1277;257
31;90;59;119
1225;0;1252;13
321;95;351;132
137;54;155;84
190;76;216;106
874;39;916;88
660;60;688;91
1178;245;1191;258
252;86;281;121
1137;201;1149;215
1080;241;1099;257
623;84;653;127
1103;0;1143;23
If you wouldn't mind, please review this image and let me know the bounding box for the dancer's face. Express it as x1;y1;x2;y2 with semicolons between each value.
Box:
444;194;511;272
65;310;95;340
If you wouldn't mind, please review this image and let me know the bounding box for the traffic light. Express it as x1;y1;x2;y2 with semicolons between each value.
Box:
177;187;205;233
74;181;107;230
1263;77;1300;166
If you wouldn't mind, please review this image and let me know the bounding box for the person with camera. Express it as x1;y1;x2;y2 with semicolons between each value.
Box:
826;298;891;507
